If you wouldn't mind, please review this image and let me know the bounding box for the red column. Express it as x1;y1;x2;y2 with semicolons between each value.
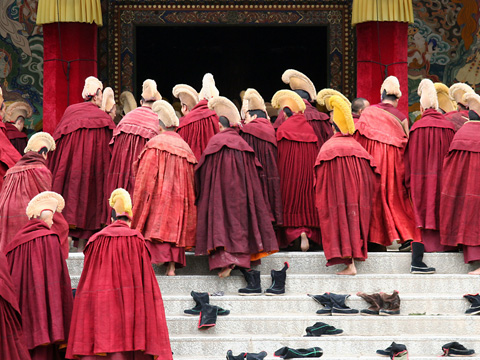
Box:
356;21;409;116
43;23;98;134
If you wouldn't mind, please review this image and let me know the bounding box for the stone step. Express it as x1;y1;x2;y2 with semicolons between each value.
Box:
165;314;480;336
174;357;480;360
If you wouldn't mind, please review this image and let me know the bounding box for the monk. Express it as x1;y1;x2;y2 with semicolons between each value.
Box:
440;93;480;275
66;189;173;360
314;95;378;275
405;79;455;273
274;69;333;148
0;132;69;258
5;191;73;360
353;76;417;252
133;100;197;276
177;73;220;160
173;83;199;118
195;96;278;277
48;76;115;250
4;101;32;155
444;83;473;131
351;97;370;123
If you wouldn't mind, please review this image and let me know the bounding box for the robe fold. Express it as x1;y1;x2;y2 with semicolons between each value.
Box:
240;117;283;225
48;102;115;239
4;122;27;156
315;134;379;265
177;99;219;161
132;132;197;268
444;109;469;131
0;122;22;189
66;220;172;360
195;128;278;270
5;219;73;360
354;104;416;246
404;109;455;252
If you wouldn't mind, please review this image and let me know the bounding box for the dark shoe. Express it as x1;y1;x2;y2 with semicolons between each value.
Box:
442;342;475;357
464;294;480;315
410;242;435;274
274;346;323;359
305;322;343;336
226;350;246;360
398;239;413;252
265;262;289;295
198;303;218;329
379;291;401;316
184;291;209;315
246;351;267;360
238;268;262;295
358;292;384;316
329;293;359;315
377;342;408;359
308;293;333;315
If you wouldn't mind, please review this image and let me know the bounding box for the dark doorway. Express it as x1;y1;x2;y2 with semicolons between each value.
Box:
135;25;329;106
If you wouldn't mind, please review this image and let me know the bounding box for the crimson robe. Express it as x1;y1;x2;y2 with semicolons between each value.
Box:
404;109;455;252
354;103;417;246
195;128;278;270
0;152;69;258
276;113;321;247
132;132;197;268
66;221;172;360
0;122;22;189
4;122;27;156
177;99;219;161
5;219;73;360
444;109;469;132
315;134;379;265
274;99;333;148
0;251;31;360
240;117;283;225
48;102;115;239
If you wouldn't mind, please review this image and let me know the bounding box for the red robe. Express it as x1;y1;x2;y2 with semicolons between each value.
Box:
4;122;27;156
315;134;379;265
177;99;219;161
0;251;31;360
404;109;455;252
0;152;69;258
195;128;278;270
240;117;283;225
276;113;321;247
354;103;417;246
274;100;333;148
48;102;115;239
440;121;480;262
5;219;73;360
132;132;197;268
444;109;469;131
0;122;22;189
66;221;172;360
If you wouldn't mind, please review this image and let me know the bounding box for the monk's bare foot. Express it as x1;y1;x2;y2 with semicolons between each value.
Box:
300;232;310;252
166;262;176;276
218;266;232;278
468;267;480;275
77;238;87;252
336;262;357;276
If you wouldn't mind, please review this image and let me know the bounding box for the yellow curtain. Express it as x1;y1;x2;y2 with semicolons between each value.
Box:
352;0;413;26
37;0;103;26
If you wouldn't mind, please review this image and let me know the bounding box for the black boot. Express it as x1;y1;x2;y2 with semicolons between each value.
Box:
184;291;209;315
442;342;475;356
246;351;267;360
308;293;333;315
377;342;408;359
329;293;359;315
238;268;262;296
274;346;323;359
265;262;289;295
226;350;246;360
198;303;218;329
304;322;343;336
410;242;435;274
464;293;480;315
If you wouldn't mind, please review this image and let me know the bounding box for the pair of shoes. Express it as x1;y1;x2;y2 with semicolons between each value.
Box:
274;347;323;359
304;322;343;336
410;242;435;274
358;291;401;316
183;291;230;329
464;294;480;315
442;342;475;356
308;293;359;315
376;342;408;359
184;291;230;316
226;350;267;360
238;262;289;296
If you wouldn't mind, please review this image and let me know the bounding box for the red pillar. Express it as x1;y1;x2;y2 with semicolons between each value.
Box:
356;21;409;116
43;23;98;134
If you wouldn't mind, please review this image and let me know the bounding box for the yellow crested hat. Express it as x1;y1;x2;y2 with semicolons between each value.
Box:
450;83;474;107
434;82;456;113
208;96;241;126
26;191;65;219
24;132;56;154
329;95;355;135
101;87;115;113
271;90;306;114
418;79;438;110
172;84;199;110
381;76;402;99
282;69;316;101
119;91;137;115
152;100;179;128
316;89;351;112
5;101;33;123
199;73;220;100
241;88;267;119
82;76;103;100
142;79;162;102
109;188;133;219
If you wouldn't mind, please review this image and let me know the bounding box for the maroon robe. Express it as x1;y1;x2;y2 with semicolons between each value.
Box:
240;117;283;225
66;220;172;360
404;109;456;252
444;109;469;131
177;99;220;161
195;128;278;270
0;251;31;360
0;122;22;189
352;113;361;123
440;120;480;263
4;122;27;156
0;152;69;259
5;218;73;360
48;102;115;239
315;134;379;265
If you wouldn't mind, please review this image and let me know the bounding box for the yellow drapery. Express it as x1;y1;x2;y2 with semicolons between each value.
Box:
37;0;102;26
352;0;413;26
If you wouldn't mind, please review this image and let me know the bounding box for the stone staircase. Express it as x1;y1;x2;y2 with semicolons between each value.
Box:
66;251;480;360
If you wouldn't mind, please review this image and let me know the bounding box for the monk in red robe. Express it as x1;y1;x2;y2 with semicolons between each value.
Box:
315;95;378;275
274;70;332;148
440;93;480;275
351;97;370;123
0;90;21;188
173;83;199;118
444;83;473;131
133;100;197;276
195;96;278;277
48;76;115;250
4;101;32;155
353;76;417;251
5;191;73;360
0;132;69;258
66;189;172;359
177;73;220;161
240;88;283;225
405;80;456;264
